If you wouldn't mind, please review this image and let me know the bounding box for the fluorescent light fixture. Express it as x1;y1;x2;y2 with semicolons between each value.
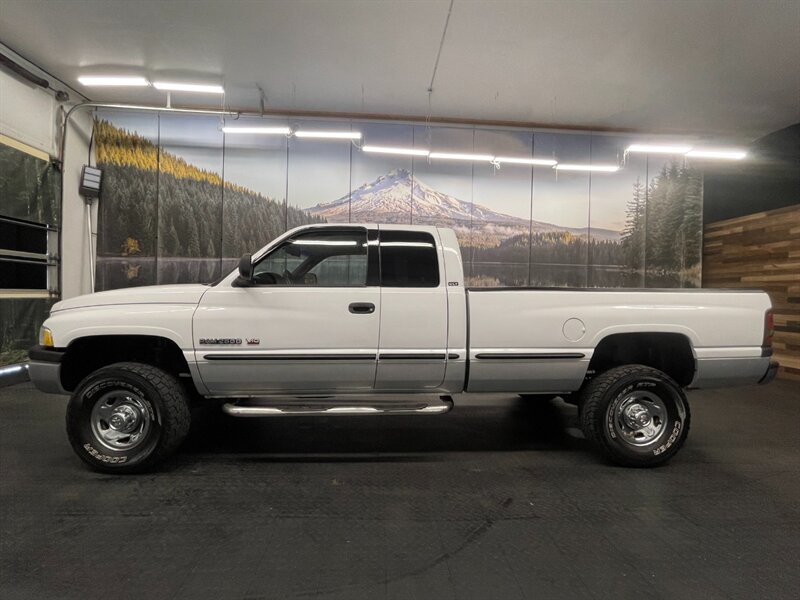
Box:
153;81;225;94
78;76;149;87
686;148;747;160
294;131;362;139
222;126;291;135
494;156;558;166
362;146;430;157
0;364;26;376
555;164;620;173
429;152;495;162
626;144;693;154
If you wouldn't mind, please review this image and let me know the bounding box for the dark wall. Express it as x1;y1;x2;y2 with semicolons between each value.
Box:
703;124;800;224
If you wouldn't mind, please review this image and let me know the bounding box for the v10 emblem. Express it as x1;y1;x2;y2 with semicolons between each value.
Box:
246;338;260;345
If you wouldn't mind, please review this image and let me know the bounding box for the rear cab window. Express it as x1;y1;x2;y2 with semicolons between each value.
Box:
379;230;439;287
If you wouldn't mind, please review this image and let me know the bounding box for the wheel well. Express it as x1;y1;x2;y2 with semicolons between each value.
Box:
60;335;193;392
587;333;695;387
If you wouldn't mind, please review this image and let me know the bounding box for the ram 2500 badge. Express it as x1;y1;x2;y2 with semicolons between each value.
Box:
28;224;778;472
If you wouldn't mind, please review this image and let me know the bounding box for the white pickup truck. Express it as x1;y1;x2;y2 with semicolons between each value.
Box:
28;224;778;472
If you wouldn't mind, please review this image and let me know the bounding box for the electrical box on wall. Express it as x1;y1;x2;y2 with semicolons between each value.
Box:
79;165;102;200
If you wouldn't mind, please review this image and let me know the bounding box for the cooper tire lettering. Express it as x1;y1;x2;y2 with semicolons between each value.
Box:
82;443;128;464
653;421;682;456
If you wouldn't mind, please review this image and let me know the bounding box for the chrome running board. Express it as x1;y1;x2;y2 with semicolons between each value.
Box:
222;396;454;417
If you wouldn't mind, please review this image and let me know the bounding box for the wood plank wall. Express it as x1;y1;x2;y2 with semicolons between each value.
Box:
703;203;800;379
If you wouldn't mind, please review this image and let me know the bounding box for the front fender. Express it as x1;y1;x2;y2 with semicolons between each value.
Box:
44;304;196;350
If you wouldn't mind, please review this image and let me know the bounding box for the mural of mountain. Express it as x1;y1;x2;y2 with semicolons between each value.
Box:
91;114;700;291
306;168;621;242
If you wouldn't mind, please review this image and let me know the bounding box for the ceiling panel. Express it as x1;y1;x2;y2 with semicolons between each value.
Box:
1;0;798;139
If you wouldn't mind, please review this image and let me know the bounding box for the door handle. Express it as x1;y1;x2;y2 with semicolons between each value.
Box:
349;302;375;314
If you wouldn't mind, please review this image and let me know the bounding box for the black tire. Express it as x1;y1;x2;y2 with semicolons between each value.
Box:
579;364;690;467
66;362;191;473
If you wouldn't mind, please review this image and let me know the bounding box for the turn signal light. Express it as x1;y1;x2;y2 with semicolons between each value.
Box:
39;327;54;348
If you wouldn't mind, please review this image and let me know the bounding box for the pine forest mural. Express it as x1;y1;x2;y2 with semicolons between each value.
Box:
93;113;702;290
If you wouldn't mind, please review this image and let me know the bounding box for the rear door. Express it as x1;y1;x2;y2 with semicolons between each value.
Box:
374;226;449;390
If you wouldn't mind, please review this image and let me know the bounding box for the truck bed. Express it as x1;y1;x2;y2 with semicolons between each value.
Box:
465;287;772;393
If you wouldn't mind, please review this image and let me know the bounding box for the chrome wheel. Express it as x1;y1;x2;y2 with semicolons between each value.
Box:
612;391;666;447
90;391;152;451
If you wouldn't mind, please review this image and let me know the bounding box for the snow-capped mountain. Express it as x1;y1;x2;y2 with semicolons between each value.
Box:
306;169;620;241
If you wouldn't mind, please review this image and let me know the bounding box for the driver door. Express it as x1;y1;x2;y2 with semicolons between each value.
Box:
194;227;380;395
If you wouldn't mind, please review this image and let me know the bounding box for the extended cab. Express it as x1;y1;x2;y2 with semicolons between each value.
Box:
28;224;778;472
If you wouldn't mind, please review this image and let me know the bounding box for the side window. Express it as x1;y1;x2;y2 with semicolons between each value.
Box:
308;254;367;286
253;229;368;286
380;231;440;287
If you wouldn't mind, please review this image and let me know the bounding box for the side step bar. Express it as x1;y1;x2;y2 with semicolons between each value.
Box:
222;396;454;417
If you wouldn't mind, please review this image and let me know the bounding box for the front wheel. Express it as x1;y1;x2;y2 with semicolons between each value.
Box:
579;365;690;467
66;362;191;473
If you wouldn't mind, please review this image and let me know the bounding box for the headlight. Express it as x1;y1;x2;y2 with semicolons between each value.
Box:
39;327;54;348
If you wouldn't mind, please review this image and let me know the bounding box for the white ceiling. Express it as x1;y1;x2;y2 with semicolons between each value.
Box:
1;0;799;140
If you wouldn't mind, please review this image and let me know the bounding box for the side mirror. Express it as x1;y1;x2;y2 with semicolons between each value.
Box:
233;254;253;287
238;254;253;279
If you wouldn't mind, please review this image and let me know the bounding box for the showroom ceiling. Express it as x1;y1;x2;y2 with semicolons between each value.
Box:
1;0;798;139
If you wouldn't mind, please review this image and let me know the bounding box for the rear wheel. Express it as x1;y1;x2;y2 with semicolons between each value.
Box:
579;364;690;467
66;362;191;473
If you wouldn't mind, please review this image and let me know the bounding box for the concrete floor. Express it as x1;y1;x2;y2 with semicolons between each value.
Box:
1;381;798;600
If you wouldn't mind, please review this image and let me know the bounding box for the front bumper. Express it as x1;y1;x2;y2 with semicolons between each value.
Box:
28;345;67;394
758;361;780;385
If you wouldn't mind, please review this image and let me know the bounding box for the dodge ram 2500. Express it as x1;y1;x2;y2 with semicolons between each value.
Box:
28;224;778;472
